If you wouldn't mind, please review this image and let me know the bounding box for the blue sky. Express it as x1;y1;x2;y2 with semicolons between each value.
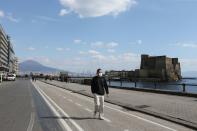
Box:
0;0;197;73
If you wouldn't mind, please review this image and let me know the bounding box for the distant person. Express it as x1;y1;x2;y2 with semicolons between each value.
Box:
34;76;37;82
45;75;48;81
32;76;34;81
91;69;109;120
49;76;52;81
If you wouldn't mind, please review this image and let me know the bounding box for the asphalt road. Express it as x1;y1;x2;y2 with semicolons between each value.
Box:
0;79;42;131
0;79;194;131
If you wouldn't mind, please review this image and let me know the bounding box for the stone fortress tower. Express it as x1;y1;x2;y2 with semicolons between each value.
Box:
135;54;182;81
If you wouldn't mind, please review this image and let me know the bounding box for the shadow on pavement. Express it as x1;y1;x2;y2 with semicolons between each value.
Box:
40;116;96;120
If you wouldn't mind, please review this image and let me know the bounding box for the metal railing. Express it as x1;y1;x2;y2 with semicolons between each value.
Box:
66;77;197;93
108;79;197;93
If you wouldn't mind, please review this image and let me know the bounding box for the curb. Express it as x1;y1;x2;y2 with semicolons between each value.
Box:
40;80;197;130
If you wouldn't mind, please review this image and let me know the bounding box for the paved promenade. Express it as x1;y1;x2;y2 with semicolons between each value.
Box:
41;80;197;129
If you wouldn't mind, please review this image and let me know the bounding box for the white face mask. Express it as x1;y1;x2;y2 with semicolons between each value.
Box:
98;73;103;77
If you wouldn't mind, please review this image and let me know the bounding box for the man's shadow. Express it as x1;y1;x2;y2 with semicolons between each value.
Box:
41;116;96;120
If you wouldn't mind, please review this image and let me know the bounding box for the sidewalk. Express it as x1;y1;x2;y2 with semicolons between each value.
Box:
41;80;197;130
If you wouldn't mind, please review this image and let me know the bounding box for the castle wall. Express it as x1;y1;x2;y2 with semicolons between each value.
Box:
137;69;149;78
106;54;182;82
138;55;181;81
155;57;166;69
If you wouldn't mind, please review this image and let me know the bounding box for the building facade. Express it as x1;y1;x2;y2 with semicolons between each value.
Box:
105;70;135;80
0;25;16;74
8;36;15;73
13;57;19;75
0;25;9;72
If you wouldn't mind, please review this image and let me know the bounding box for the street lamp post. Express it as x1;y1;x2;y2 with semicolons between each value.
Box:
0;63;2;83
0;73;2;83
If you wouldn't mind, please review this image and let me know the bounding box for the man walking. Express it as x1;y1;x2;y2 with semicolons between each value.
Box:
91;69;109;120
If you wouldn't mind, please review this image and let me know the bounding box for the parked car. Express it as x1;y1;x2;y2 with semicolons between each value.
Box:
6;74;16;81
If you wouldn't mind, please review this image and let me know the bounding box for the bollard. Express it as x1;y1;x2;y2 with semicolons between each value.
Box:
0;73;2;83
182;83;186;92
134;82;137;88
154;82;157;89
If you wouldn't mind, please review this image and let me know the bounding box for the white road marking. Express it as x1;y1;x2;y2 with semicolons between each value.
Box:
32;82;72;131
85;108;92;113
27;112;35;131
105;105;176;131
35;83;84;131
27;83;35;131
102;117;111;123
75;103;82;107
55;86;177;131
83;108;111;123
68;99;73;102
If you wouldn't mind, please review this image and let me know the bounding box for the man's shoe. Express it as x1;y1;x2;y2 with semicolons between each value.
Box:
93;111;97;118
99;114;104;120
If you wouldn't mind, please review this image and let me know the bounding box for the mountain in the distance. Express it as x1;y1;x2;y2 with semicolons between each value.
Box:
19;60;63;73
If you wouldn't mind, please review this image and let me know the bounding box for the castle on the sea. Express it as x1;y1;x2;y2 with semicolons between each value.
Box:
106;54;182;82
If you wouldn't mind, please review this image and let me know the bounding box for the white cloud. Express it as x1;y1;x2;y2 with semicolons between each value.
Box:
106;42;119;48
92;54;106;60
37;16;59;22
137;40;142;44
91;41;104;48
74;39;82;44
79;50;106;60
0;11;21;23
26;47;36;51
7;13;20;23
107;49;115;53
182;43;197;48
56;47;70;51
96;52;140;70
59;0;137;18
91;41;119;48
0;10;5;18
130;40;142;45
171;42;197;48
79;49;140;69
88;50;100;55
120;53;139;62
59;9;71;16
79;51;87;55
56;48;64;51
73;39;87;45
42;57;50;63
